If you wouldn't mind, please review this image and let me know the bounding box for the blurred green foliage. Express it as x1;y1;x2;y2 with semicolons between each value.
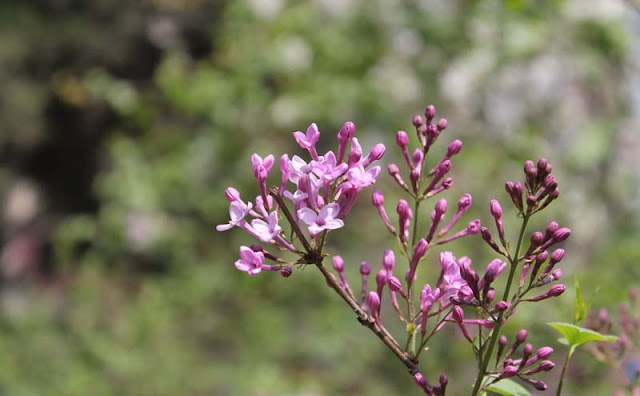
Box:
0;0;638;395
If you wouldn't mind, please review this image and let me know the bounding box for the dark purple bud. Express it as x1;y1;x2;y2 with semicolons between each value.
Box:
439;374;448;393
526;194;537;209
333;256;345;273
280;266;293;277
360;261;371;275
549;284;566;296
412;115;423;128
526;379;548;391
484;259;507;283
481;227;502;254
495;301;510;312
249;244;264;252
413;372;429;393
436;118;448;131
552;228;571;243
447;140;463;157
425;105;436;121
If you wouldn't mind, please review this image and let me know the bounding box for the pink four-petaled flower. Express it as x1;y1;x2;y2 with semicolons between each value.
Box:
298;203;344;236
235;246;265;275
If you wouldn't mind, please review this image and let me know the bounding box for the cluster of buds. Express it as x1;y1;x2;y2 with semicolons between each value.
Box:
218;104;573;395
217;122;385;275
588;288;640;394
488;329;555;390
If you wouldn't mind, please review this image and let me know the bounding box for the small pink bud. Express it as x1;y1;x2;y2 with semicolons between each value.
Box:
388;276;403;293
372;189;385;207
501;366;518;378
524;160;537;179
225;187;241;202
549;284;566;296
280;267;293;278
489;199;503;219
436;118;448;131
538;360;555;372
545;221;559;239
383;249;395;272
536;347;554;359
388;163;400;175
447;140;463;157
367;143;386;162
495;300;510;312
453;306;464;322
517;329;529;343
530;232;544;247
552;228;571;243
396;131;409;147
412;115;423;127
425;105;436;121
360;261;371;275
338;121;356;142
332;256;345;273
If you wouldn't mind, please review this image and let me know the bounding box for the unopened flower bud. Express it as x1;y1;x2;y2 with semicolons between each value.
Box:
538;360;555;372
447;140;463;157
383;249;395;273
360;261;371;275
486;288;495;302
536;347;554;359
517;329;529;343
412;115;423;127
501;366;518;379
524;160;537;179
552;228;571;243
545;221;559;240
537;158;548;173
551;269;562;280
280;266;293;278
366;143;386;163
388;276;404;294
332;256;345;273
495;300;510;312
338;121;356;143
437;118;448;131
490;200;503;219
425;105;436;121
372;190;384;206
396;130;409;147
225;187;241;202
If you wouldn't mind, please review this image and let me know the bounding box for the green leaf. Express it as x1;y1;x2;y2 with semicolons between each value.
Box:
482;377;531;396
574;279;588;325
548;322;617;356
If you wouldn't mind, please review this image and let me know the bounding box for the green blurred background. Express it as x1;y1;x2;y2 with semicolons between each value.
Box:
1;0;639;394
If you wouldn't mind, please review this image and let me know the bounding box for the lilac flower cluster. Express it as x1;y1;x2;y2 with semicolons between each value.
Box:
217;122;385;275
218;105;572;396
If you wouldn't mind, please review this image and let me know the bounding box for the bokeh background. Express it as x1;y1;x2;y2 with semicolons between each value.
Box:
1;0;639;395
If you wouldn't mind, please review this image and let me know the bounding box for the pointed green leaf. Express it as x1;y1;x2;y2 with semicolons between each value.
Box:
548;322;617;352
483;376;531;396
574;279;588;324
